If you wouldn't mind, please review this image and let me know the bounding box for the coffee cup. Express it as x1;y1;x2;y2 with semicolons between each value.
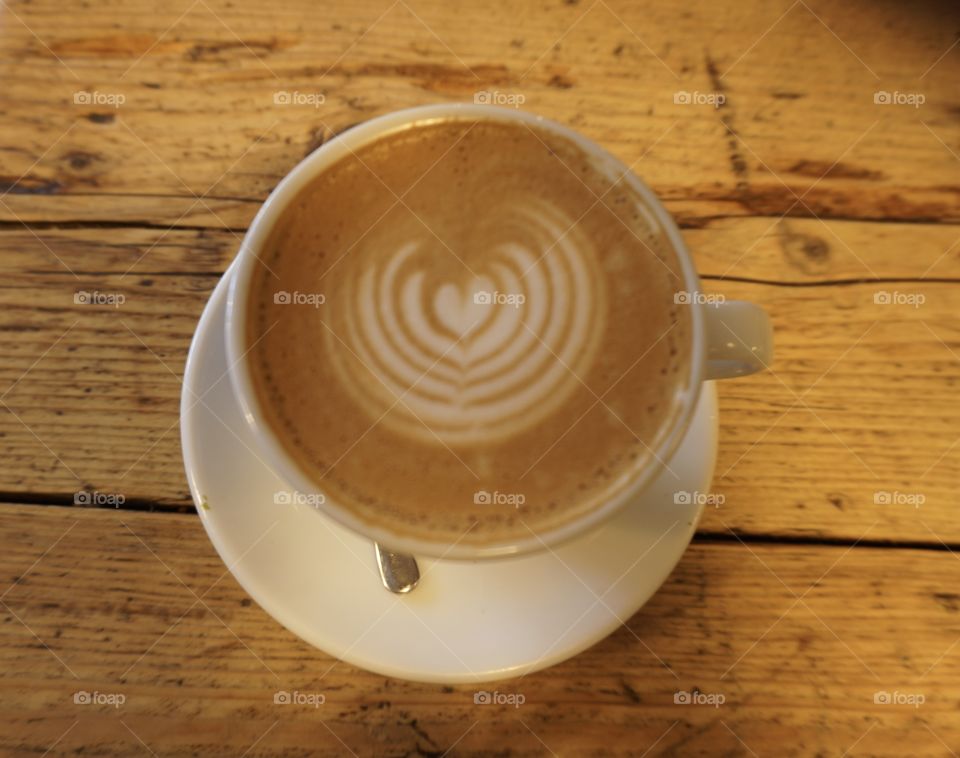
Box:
225;104;772;559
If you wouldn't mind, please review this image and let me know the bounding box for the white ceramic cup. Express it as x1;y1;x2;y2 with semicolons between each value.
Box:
225;104;773;560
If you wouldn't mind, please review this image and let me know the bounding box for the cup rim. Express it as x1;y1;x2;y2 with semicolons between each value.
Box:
225;103;706;559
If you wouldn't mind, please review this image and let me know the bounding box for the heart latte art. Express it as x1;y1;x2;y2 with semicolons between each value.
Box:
327;199;606;446
246;118;691;547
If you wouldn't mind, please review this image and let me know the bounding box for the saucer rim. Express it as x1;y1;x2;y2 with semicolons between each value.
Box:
180;264;718;683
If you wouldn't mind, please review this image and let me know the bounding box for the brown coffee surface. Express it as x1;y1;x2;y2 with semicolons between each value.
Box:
246;117;693;547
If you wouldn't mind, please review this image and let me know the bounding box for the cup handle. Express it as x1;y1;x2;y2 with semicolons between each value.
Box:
702;300;773;380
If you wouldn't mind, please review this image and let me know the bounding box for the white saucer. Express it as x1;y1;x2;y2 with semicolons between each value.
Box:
181;265;718;683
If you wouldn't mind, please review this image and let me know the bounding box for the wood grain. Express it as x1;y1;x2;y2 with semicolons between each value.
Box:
0;503;958;757
0;0;958;230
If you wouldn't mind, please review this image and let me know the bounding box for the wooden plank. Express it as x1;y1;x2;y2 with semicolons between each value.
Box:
704;277;960;543
691;216;960;283
0;0;958;228
0;195;259;229
0;222;957;542
2;215;959;280
0;503;957;756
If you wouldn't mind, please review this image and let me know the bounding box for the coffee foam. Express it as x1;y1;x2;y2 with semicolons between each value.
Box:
246;117;693;547
327;194;606;446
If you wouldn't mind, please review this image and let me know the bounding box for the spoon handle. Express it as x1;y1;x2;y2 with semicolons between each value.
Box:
375;543;420;593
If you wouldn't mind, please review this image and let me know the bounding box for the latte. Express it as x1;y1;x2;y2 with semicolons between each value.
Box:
246;117;693;547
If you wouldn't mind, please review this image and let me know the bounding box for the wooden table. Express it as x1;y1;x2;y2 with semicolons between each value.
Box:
1;0;958;754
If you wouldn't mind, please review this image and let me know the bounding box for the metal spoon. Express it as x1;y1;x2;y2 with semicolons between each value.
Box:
374;543;420;593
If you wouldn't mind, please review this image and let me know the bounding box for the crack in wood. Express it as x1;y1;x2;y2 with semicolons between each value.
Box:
2;500;959;553
704;51;749;192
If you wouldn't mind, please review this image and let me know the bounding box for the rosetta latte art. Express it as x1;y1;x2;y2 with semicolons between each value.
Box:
325;199;608;446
